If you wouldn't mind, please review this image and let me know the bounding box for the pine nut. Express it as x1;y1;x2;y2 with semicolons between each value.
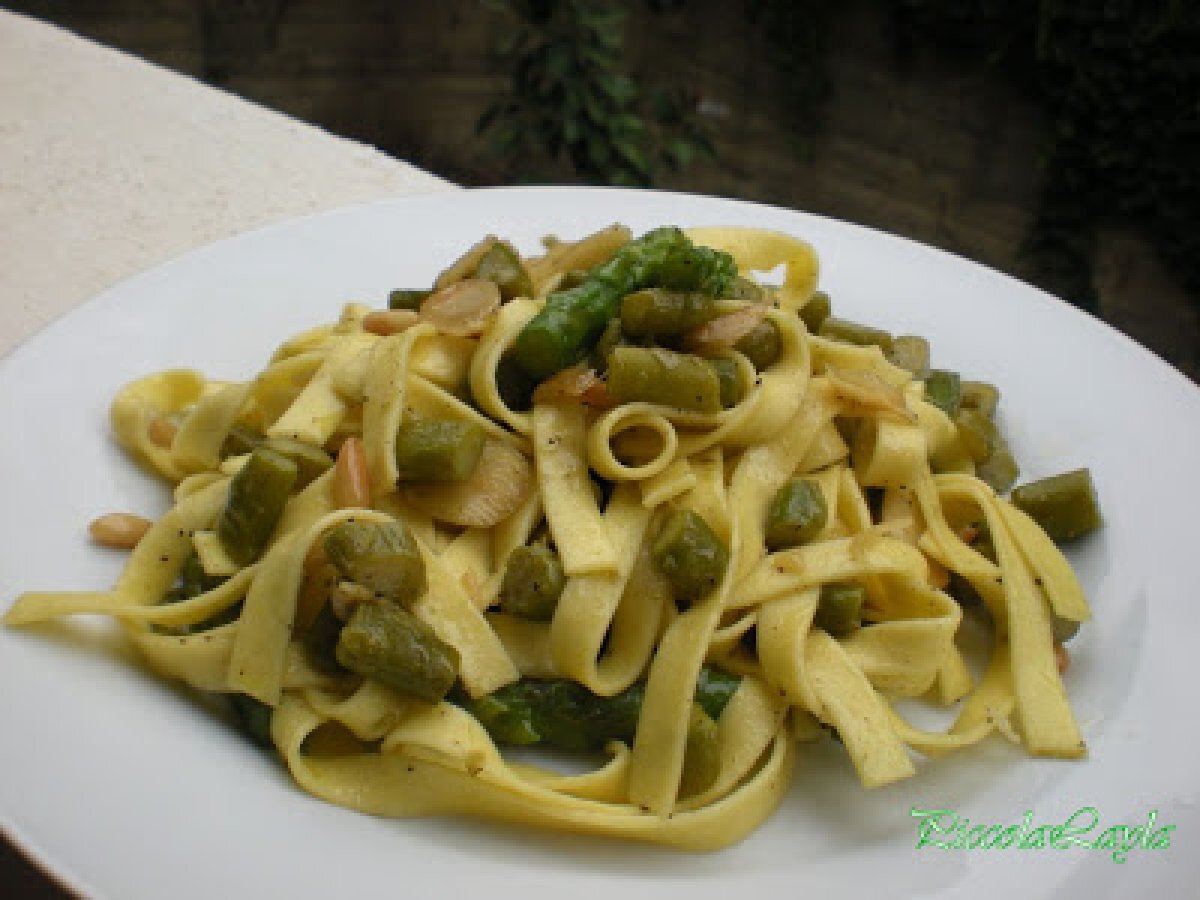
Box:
362;309;421;336
89;513;153;550
333;436;371;509
148;416;177;448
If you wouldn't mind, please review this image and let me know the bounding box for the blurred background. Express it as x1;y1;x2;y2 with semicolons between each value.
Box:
9;0;1199;380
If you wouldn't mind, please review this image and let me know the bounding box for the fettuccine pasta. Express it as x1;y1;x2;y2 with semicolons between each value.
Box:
5;224;1093;851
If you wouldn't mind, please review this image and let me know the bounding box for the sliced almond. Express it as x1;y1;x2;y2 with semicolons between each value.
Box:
531;365;601;405
681;304;767;355
400;440;533;529
826;366;916;423
420;279;501;337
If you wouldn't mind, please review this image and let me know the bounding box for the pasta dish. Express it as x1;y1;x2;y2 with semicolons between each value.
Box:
4;224;1100;850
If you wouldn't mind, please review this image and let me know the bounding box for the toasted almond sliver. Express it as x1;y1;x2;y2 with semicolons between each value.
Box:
362;309;422;336
420;279;501;338
681;304;767;355
531;365;601;405
401;441;533;529
826;365;916;423
89;513;154;550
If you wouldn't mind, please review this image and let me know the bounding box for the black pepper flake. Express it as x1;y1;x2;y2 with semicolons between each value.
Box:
159;555;169;563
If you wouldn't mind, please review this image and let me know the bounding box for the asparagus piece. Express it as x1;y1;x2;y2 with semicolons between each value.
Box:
511;227;736;381
652;509;730;607
499;543;566;622
217;446;298;566
765;478;828;550
336;601;460;703
324;519;427;602
393;419;486;482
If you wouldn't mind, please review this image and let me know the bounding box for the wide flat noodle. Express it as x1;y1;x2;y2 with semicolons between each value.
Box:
532;403;616;575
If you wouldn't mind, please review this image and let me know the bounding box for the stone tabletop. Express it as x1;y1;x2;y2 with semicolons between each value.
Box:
0;9;451;897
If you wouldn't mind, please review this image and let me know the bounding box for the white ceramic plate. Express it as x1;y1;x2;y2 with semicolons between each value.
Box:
1;188;1196;899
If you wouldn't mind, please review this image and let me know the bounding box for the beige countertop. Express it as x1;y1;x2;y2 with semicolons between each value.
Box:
1;9;452;896
0;9;453;360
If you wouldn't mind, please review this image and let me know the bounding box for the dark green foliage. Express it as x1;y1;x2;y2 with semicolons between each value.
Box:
744;0;833;160
478;0;713;185
896;0;1200;311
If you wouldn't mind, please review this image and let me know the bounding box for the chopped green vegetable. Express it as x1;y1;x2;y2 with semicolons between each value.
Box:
220;424;263;459
463;665;740;752
606;346;723;413
799;290;832;334
228;693;274;747
620;288;725;337
725;276;764;304
818;316;894;353
924;369;962;417
336;601;460;703
165;550;225;603
734;319;782;370
474;240;533;301
590;317;624;373
765;478;828;550
499;543;566;621
466;678;643;751
960;380;1000;418
1010;468;1102;542
393;419;486;482
388;289;429;311
304;602;347;675
694;665;740;720
159;551;238;634
217;446;298;566
707;357;742;409
976;446;1020;493
262;437;333;488
495;351;536;412
324;519;427;601
954;408;999;463
1053;614;1081;644
511;227;736;381
815;582;864;637
652;509;730;606
887;335;930;377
